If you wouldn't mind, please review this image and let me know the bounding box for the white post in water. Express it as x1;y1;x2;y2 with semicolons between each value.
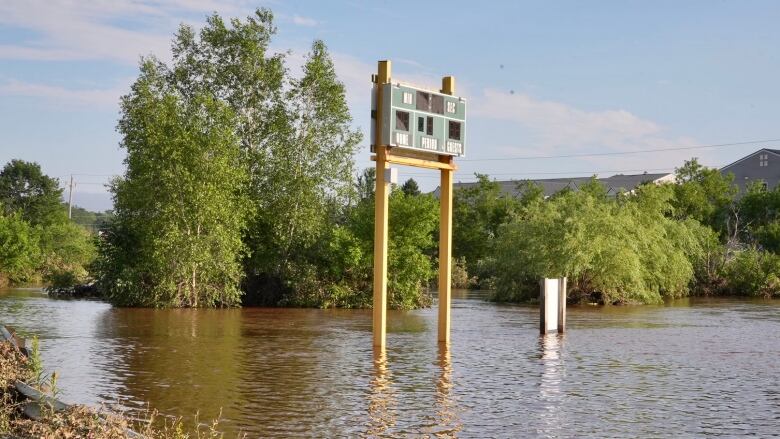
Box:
540;277;567;335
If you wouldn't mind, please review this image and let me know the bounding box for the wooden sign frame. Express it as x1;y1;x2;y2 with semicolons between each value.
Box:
371;60;458;349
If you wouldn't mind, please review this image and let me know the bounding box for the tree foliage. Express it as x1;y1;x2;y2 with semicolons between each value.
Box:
0;160;96;289
452;174;519;287
0;213;40;285
493;181;715;304
94;61;250;307
736;182;780;252
94;9;399;309
401;178;421;196
719;248;780;298
302;186;437;309
0;160;65;226
671;158;737;235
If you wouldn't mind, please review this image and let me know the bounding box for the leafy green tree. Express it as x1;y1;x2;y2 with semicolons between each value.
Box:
69;206;114;233
0;160;97;289
721;248;780;297
95;9;363;308
355;168;376;202
158;10;361;305
493;183;710;304
453;174;519;286
37;221;96;288
95;61;251;307
0;160;66;226
305;187;438;309
401;178;421;196
671;158;737;235
243;40;361;301
735;182;780;252
0;213;41;285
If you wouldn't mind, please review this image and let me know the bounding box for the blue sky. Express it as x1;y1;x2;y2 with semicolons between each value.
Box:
1;0;779;211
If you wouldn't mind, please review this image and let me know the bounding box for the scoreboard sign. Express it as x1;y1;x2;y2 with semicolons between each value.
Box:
372;82;466;156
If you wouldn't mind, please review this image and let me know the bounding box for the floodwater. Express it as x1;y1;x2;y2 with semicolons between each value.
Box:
1;288;779;438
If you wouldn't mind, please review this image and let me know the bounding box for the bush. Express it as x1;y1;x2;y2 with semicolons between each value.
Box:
0;213;41;283
451;257;474;289
493;182;709;304
721;248;780;297
282;189;437;309
37;221;96;288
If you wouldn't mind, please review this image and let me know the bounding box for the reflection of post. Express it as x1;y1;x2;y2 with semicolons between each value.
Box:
438;76;455;344
367;347;395;436
434;342;462;436
373;60;391;349
539;334;565;436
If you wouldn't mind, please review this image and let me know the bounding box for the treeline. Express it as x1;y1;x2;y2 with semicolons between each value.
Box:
0;160;95;288
453;160;780;304
7;9;776;308
90;9;438;309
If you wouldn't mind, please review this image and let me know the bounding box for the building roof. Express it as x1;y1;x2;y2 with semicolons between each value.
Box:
435;172;673;198
721;148;780;170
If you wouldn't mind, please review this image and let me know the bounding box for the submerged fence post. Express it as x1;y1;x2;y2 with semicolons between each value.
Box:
540;277;567;335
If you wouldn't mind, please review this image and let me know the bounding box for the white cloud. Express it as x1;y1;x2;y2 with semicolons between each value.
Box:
292;14;318;27
469;88;700;171
0;0;255;64
0;79;130;107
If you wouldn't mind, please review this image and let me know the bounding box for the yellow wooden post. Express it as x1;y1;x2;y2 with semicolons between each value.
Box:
438;76;455;343
373;61;391;348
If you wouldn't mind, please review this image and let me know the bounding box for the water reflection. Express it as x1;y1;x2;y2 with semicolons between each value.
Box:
93;308;244;426
3;289;780;437
538;334;565;437
433;342;461;437
367;347;395;436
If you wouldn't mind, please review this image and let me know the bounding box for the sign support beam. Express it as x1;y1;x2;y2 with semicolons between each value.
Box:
373;61;391;349
438;76;455;344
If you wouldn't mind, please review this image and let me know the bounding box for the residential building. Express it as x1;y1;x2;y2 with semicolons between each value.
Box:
720;148;780;193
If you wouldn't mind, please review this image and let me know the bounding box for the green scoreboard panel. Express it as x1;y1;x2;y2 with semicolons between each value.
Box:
372;82;466;156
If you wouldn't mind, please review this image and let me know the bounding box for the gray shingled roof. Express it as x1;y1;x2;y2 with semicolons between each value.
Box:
434;173;672;198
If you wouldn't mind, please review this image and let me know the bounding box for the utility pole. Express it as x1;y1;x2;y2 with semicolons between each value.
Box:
68;175;74;219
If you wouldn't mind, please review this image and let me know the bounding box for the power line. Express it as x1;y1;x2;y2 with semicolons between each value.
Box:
401;167;687;178
458;138;780;162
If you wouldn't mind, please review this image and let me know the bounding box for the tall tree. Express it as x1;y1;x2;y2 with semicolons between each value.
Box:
401;178;421;196
453;174;519;280
672;158;737;235
0;160;65;226
159;11;360;303
96;10;389;308
96;61;250;307
244;40;361;297
356;168;376;202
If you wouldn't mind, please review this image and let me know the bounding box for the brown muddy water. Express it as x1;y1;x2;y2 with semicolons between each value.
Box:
1;288;779;437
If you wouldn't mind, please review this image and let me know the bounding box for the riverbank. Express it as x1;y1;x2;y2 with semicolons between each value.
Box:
0;324;228;438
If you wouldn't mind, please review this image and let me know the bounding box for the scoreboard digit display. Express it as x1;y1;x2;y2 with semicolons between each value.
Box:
371;82;466;157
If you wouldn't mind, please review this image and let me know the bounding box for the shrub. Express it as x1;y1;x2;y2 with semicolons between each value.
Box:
721;248;780;298
0;213;40;283
493;183;708;304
